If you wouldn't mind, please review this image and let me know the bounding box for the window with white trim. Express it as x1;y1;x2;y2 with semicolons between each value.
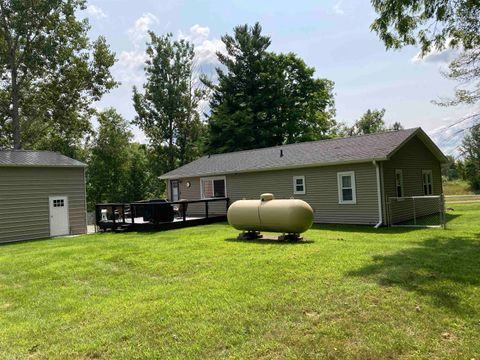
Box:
200;176;226;199
395;169;404;197
293;176;305;194
422;170;433;195
337;171;356;204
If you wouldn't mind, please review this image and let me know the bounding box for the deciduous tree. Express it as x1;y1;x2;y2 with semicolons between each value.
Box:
370;0;480;106
132;32;205;175
0;0;117;153
390;121;404;131
124;143;156;202
87;109;132;208
337;109;402;137
461;124;480;190
353;108;386;135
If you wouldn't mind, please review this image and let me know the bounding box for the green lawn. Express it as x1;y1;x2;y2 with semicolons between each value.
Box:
1;204;480;359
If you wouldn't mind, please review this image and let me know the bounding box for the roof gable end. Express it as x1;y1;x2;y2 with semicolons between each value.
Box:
385;128;448;163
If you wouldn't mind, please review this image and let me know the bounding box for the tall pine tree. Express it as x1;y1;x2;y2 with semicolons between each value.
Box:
202;23;336;154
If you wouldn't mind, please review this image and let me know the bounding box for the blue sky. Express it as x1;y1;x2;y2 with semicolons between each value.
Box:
84;0;478;154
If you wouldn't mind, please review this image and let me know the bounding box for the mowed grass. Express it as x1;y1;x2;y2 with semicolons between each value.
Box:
1;204;480;359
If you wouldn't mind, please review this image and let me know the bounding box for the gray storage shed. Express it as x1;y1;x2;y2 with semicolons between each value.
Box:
0;151;87;243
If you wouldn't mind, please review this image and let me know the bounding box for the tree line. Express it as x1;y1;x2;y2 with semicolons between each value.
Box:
92;24;406;208
443;125;480;191
1;0;478;208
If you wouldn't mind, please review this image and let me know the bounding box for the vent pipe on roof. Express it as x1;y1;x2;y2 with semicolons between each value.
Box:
280;149;283;157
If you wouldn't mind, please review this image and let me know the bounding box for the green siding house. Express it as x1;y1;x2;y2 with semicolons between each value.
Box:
0;151;87;243
160;128;447;226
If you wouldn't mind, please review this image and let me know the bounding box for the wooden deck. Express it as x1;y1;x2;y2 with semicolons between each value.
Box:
95;198;229;233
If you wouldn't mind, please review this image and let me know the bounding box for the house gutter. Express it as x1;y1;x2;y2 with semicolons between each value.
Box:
373;160;383;228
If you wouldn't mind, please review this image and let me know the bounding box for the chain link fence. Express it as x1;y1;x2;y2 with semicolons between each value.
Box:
387;195;446;228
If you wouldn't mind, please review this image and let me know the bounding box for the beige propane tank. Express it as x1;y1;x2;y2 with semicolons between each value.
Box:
227;193;314;234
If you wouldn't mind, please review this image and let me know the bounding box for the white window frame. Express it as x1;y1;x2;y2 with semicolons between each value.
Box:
200;176;227;199
395;169;404;197
293;176;306;195
422;170;433;195
337;171;357;204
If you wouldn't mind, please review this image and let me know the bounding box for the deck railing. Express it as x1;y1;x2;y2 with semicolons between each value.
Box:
95;197;229;232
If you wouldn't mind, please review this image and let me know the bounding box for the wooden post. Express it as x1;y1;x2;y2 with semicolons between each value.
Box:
205;200;209;219
122;204;126;224
95;205;99;226
112;205;116;231
412;199;416;225
131;204;135;225
440;194;446;229
95;204;100;232
182;202;187;222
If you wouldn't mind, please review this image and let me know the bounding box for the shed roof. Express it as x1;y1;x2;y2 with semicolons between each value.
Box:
0;150;86;167
160;128;446;179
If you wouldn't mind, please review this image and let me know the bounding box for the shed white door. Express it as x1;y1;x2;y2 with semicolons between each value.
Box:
49;196;69;237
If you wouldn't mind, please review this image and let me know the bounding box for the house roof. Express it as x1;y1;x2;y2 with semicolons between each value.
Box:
0;150;86;168
160;127;447;179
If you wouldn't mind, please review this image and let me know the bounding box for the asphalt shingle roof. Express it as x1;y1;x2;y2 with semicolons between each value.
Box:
0;150;86;167
160;128;440;179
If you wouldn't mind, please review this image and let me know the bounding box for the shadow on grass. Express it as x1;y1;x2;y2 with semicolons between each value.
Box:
392;212;460;227
312;223;414;235
0;237;49;247
225;237;314;245
347;233;480;315
313;212;460;234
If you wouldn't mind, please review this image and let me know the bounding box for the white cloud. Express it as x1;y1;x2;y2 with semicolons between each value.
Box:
333;0;344;15
178;25;225;66
189;24;210;41
86;4;107;19
195;38;225;66
179;24;210;42
411;38;458;64
197;98;210;115
411;47;457;64
115;22;224;86
128;13;158;46
114;13;159;84
114;50;148;84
